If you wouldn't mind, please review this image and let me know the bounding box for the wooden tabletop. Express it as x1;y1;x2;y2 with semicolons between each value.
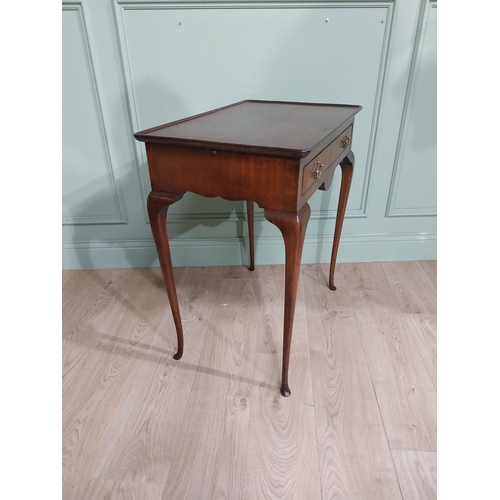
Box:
134;99;362;158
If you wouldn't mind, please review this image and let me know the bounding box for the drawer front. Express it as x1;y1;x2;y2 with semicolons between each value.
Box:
301;125;353;195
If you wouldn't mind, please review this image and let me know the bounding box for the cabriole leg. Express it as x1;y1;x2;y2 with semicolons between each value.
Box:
329;152;354;291
264;203;311;397
147;191;185;360
246;200;255;271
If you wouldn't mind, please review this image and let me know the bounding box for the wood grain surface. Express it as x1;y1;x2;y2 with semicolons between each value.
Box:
419;260;437;289
92;267;222;486
303;265;402;499
63;261;437;499
135;100;361;158
392;450;437;500
245;354;321;500
344;262;437;452
402;313;437;390
382;261;437;314
161;276;258;499
81;479;163;500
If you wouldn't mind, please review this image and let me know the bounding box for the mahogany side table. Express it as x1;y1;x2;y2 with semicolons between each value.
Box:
135;99;361;396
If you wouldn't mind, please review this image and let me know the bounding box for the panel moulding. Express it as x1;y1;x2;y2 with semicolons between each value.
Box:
113;0;395;222
63;1;128;225
385;0;437;218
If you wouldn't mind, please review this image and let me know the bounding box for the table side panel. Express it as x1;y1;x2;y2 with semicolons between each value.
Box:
145;143;301;212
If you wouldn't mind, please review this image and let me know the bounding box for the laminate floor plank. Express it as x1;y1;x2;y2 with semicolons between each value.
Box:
307;263;357;324
419;260;437;289
133;266;223;387
62;269;76;287
302;265;402;500
245;354;322;500
81;479;164;500
255;264;309;357
403;314;437;390
62;269;147;393
223;264;270;280
91;267;223;486
63;261;437;499
63;268;184;500
161;277;259;500
392;450;437;500
62;269;117;333
62;269;92;295
343;263;437;452
62;269;169;397
382;261;437;314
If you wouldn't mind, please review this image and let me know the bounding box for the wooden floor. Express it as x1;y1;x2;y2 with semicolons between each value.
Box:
62;261;437;500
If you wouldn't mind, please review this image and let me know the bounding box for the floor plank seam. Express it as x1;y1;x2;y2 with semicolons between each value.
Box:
418;261;437;290
344;269;405;500
390;449;438;453
304;316;324;498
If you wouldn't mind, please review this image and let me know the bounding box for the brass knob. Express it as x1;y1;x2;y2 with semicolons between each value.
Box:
341;135;351;148
312;162;323;179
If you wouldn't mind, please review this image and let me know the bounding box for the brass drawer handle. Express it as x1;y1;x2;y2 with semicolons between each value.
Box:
341;135;351;148
312;162;323;179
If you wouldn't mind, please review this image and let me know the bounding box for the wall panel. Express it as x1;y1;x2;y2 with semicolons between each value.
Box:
62;2;127;225
386;0;437;217
115;1;393;220
62;0;437;269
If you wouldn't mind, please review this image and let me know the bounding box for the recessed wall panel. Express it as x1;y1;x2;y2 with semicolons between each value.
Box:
388;2;437;216
62;4;125;224
117;3;388;217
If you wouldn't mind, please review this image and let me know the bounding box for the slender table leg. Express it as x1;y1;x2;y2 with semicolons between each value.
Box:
264;203;311;397
147;191;185;360
329;151;355;291
246;200;255;271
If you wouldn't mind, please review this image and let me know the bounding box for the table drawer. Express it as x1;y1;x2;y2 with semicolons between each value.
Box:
302;125;353;195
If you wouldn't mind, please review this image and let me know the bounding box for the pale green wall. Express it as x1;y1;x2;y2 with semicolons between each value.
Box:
62;0;437;269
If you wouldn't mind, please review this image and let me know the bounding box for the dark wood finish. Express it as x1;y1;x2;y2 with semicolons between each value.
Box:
145;142;299;212
301;125;353;195
147;191;185;359
246;200;255;271
135;100;361;396
329;152;355;291
264;203;311;397
135;100;361;158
